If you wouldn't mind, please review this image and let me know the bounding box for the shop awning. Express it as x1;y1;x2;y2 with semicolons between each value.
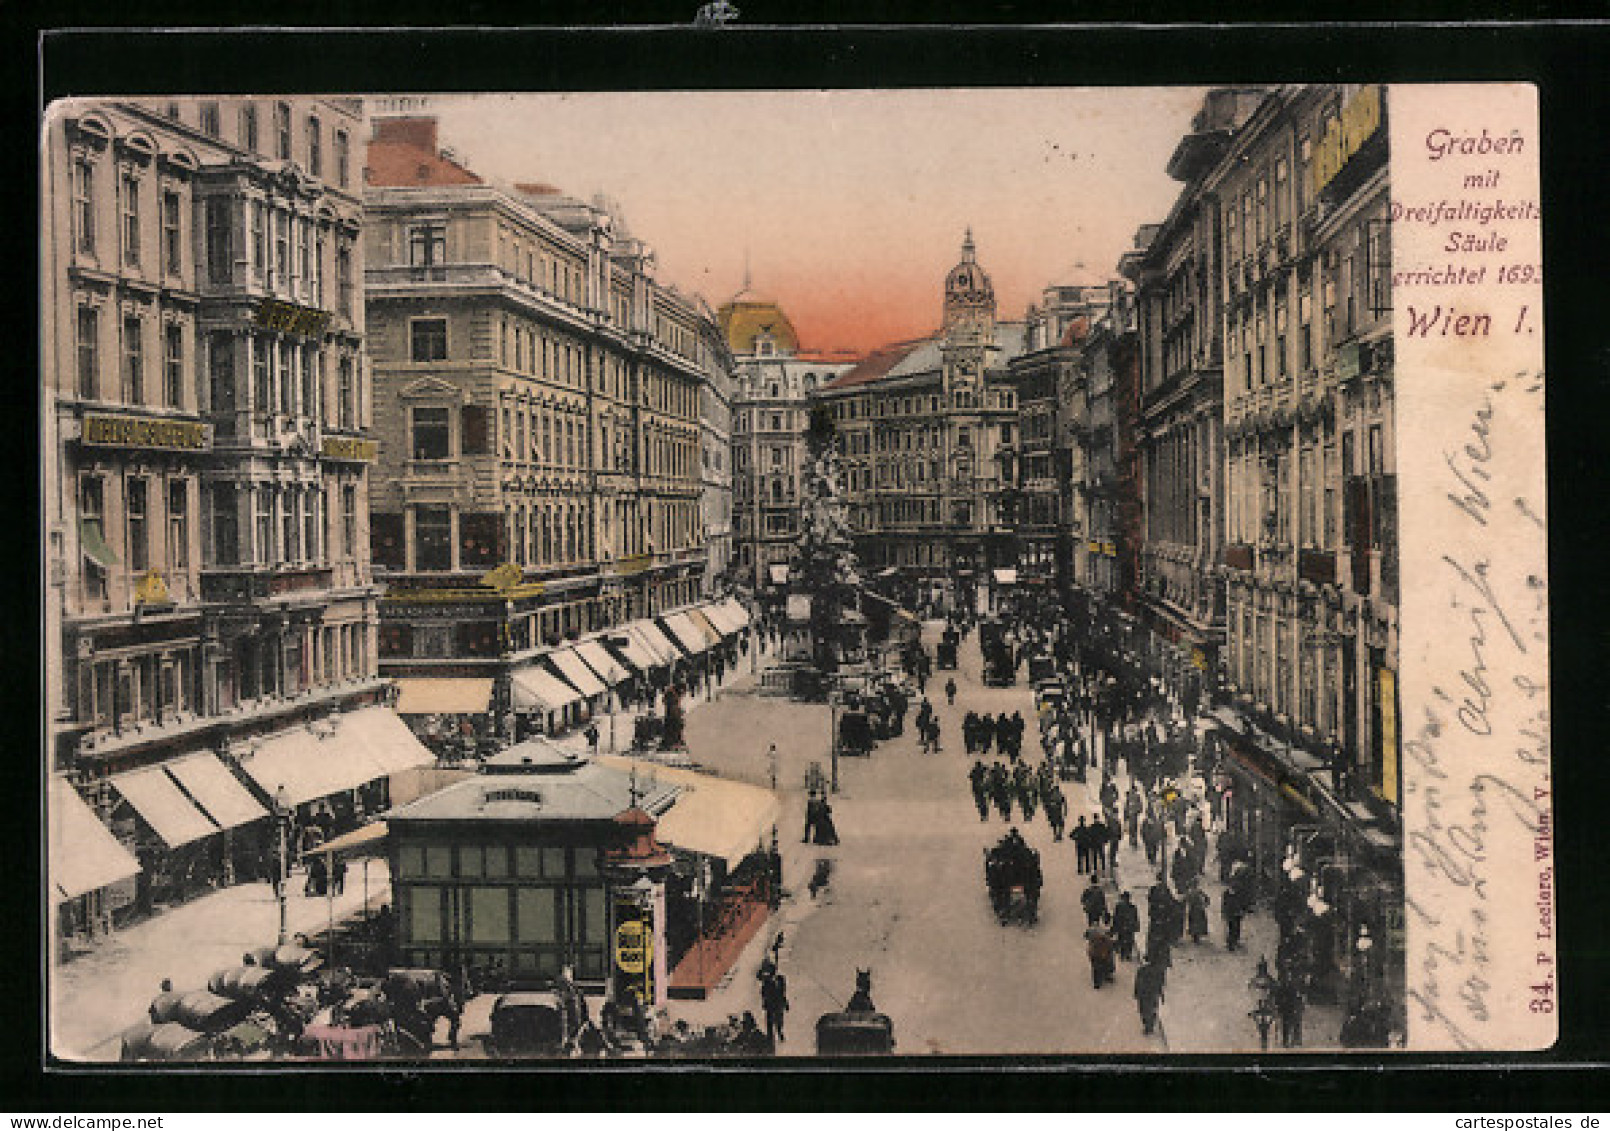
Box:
717;597;751;630
164;752;268;832
631;622;682;666
238;724;389;810
51;778;141;903
80;518;119;568
992;568;1018;585
393;677;493;716
547;648;608;699
340;706;437;776
303;820;390;861
602;629;662;674
110;764;220;848
697;602;742;636
599;758;782;869
658;612;710;656
572;639;627;685
511;666;582;713
768;564;790;585
686;608;726;648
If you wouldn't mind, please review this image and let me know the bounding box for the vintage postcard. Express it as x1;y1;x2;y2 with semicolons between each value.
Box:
40;80;1550;1062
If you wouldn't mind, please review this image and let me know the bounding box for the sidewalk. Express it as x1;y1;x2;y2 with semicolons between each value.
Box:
52;859;392;1061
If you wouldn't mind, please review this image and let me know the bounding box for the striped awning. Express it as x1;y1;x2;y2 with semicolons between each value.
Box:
393;677;494;716
685;608;726;647
630;622;682;666
164;752;268;832
238;723;390;809
658;612;710;656
572;639;627;685
339;706;438;776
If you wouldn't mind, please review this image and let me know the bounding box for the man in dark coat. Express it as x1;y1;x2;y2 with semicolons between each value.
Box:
969;761;990;821
1073;816;1091;873
758;962;790;1045
1085;915;1117;989
1088;815;1110;875
1044;785;1067;842
1223;884;1246;952
1080;874;1109;927
1124;784;1144;848
1134;958;1166;1036
1112;890;1142;961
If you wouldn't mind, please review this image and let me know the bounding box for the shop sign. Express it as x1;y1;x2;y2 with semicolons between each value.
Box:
615;918;651;975
1312;84;1384;196
133;569;170;606
82;413;207;452
618;553;653;577
254;297;332;338
321;436;377;462
1377;666;1400;805
1191;646;1208;671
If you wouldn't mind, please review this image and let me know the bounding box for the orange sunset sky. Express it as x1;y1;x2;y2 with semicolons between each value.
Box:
425;88;1209;355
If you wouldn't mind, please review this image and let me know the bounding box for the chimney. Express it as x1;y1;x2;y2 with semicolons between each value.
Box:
371;116;439;153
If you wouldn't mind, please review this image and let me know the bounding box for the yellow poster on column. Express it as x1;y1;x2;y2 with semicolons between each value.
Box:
1378;666;1399;805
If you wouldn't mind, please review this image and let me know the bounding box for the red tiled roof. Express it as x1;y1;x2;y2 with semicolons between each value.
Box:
819;338;928;391
365;117;483;187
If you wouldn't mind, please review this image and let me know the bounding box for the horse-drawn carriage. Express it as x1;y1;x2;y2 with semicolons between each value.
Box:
815;970;895;1056
836;708;875;758
983;831;1042;924
936;625;960;670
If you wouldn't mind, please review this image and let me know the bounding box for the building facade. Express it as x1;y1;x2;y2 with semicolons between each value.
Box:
43;96;394;933
363;118;719;730
814;233;1028;610
697;308;736;597
1128;89;1267;700
722;294;854;595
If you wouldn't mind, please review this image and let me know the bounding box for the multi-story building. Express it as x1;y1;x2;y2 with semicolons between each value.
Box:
722;292;855;595
1206;84;1400;1010
363;117;723;735
697;307;736;596
1127;88;1266;702
44;97;410;940
1007;282;1113;590
814;233;1028;612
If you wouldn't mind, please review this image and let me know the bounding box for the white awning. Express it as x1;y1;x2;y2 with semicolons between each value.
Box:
511;666;582;713
718;597;752;629
340;706;438;776
51;779;141;903
685;608;726;647
599;758;782;869
993;568;1018;585
630;622;682;666
164;752;268;832
547;648;608;698
700;602;743;635
659;613;710;656
110;765;219;848
238;724;390;809
572;640;627;685
393;677;493;716
601;629;662;674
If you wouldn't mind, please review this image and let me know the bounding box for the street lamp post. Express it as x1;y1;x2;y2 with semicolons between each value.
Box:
274;784;291;945
829;690;840;795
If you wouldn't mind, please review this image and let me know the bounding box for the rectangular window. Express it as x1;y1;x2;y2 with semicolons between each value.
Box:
278;341;294;416
273;211;289;288
200;101;220;138
240;104;259;153
337;243;353;316
80;476;109;600
411;406;451;460
337;357;355;430
304;485;320;562
76;306;99;399
411;318;447;362
205;196;232;285
282;488;298;563
407;886;441;943
342;484;358;558
162;191;182;276
516;887;558;944
275;102;292;160
126;477;149;572
252;337;271;414
255;487;274;564
409;224;446;270
249;201;265;282
211;483;238;566
312;232;325;306
414;505;452;571
334;130;350;189
73;158;95;254
164;324;183;408
296;218;310;292
300;348;315;421
122;316;144;404
121;171;140;266
306;116;322;177
167;479;188;570
469;887;509;944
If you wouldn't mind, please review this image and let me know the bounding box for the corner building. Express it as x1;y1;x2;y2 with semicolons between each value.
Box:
43;97;404;940
363;118;722;733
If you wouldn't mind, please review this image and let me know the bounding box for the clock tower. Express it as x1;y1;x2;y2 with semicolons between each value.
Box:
942;229;996;402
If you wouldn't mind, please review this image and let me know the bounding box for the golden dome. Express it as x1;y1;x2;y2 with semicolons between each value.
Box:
718;298;800;356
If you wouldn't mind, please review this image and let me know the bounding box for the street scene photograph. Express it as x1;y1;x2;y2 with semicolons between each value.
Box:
42;83;1408;1062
